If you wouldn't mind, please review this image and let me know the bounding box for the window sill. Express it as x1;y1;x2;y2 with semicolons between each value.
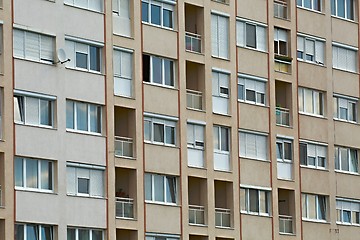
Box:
335;170;359;176
66;129;104;138
211;0;230;5
143;81;178;91
215;226;234;230
275;123;292;129
141;22;177;33
214;168;232;173
302;218;329;224
331;15;358;24
297;59;326;68
14;56;55;66
333;118;358;125
114;93;134;100
189;223;208;227
332;67;358;75
299;112;326;119
114;155;136;160
238;100;268;108
188;165;206;170
15;122;57;131
63;3;104;15
185;49;204;56
279;232;296;236
240;212;271;218
186;107;206;113
145;201;179;207
211;55;230;62
144;141;178;149
236;45;268;54
65;66;104;76
274;16;291;22
112;30;133;40
300;165;328;172
212;111;232;117
15;187;56;195
336;222;360;227
67;194;106;200
296;6;324;15
116;216;137;221
239;156;270;163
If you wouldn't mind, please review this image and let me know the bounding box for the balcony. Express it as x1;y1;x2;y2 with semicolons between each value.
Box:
116;197;134;219
115;136;133;158
187;89;203;111
279;215;293;234
275;58;291;73
186;61;205;111
186;32;202;54
278;189;295;234
215;208;231;228
276;107;290;126
274;0;288;19
275;80;292;127
189;205;205;225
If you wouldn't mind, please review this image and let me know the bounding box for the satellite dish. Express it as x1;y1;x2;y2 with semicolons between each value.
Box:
56;48;70;64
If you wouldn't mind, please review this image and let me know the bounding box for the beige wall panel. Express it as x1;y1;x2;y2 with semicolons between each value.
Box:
144;84;178;117
299;115;328;143
297;9;327;38
241;215;272;240
334;121;360;148
337;225;360;240
240;159;271;187
302;221;331;240
332;70;359;97
237;48;268;78
237;0;267;23
239;103;269;133
142;25;178;59
298;63;327;91
146;204;181;234
300;168;330;194
335;173;360;199
144;144;180;175
331;18;358;47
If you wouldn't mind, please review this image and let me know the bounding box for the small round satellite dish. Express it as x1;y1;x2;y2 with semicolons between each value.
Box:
57;49;67;63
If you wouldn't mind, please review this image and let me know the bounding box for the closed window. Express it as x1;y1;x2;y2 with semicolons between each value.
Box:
66;100;102;134
332;44;357;73
65;39;102;73
298;87;324;116
240;131;267;161
141;0;175;29
211;13;229;59
112;0;131;36
144;114;177;146
64;0;103;12
336;199;360;225
15;157;54;191
187;123;205;150
143;55;175;87
335;146;358;173
238;75;266;105
212;71;229;115
297;0;321;11
13;29;54;63
331;0;354;20
274;28;288;56
333;96;357;122
213;125;230;153
302;193;327;221
15;223;54;240
14;91;55;127
145;173;177;204
240;187;271;216
67;163;105;197
67;227;104;240
299;142;327;168
236;20;267;51
113;49;133;97
297;35;325;65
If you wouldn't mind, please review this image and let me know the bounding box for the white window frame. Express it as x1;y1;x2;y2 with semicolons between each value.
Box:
333;95;358;123
213;125;230;154
331;0;354;20
113;48;133;97
297;0;322;12
299;141;327;169
141;0;175;30
298;87;324;116
302;193;328;221
335;146;358;174
212;70;230;115
15;223;54;240
238;74;266;106
236;18;267;52
143;54;175;88
64;0;103;12
240;187;271;216
187;123;205;150
276;138;293;163
146;233;180;240
274;27;288;56
145;173;178;205
336;198;360;225
211;12;229;59
239;131;268;161
332;43;358;73
144;114;177;146
297;34;325;65
67;227;104;240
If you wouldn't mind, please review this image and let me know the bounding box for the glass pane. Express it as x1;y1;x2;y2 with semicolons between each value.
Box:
337;0;345;17
246;24;256;48
304;89;314;113
165;126;175;145
67;229;76;240
249;189;259;213
89;105;101;133
220;127;229;151
276;142;283;160
153;123;164;143
14;96;24;122
151;4;161;25
40;99;52;126
308;195;316;219
25;97;39;125
26;159;38;188
26;225;38;240
90;46;101;72
78;178;90;194
92;230;103;240
213;126;220;150
259;191;268;214
308;156;316;166
340;148;349;171
304;0;311;8
41;161;53;190
350;149;358;172
76;52;88;69
152;57;162;84
154;174;164;202
339;107;348;120
240;188;246;211
164;59;174;86
246;89;256;102
144;120;151;141
15;224;24;240
165;176;176;203
343;210;351;222
317;196;326;220
299;143;307;165
238;84;244;100
66;101;74;129
79;229;90;240
76;102;88;131
163;9;173;28
346;0;354;19
15;158;24;187
141;2;149;22
145;174;152;200
284;142;292;161
40;226;52;240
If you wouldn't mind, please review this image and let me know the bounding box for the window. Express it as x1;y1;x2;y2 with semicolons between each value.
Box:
333;96;357;122
113;48;133;97
143;55;175;87
335;146;358;173
212;71;229;115
236;19;267;51
64;0;103;12
299;142;327;168
238;74;266;105
276;139;292;162
240;187;271;216
67;227;104;240
145;173;177;204
332;44;357;73
274;28;288;56
15;223;53;240
336;199;360;225
112;0;131;36
298;87;324;116
15;157;54;191
187;123;205;150
13;29;54;63
65;39;102;73
331;0;354;20
297;0;321;11
66;162;105;197
144;114;177;146
211;13;229;59
66;100;102;134
297;35;325;64
14;91;55;127
239;131;267;161
141;0;175;29
302;193;327;221
214;125;230;153
146;233;180;240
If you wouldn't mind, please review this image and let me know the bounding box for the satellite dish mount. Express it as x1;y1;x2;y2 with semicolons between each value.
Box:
55;48;70;64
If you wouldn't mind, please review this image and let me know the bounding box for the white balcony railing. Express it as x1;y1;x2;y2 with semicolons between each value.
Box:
185;32;202;53
186;89;203;110
274;1;288;19
116;197;134;219
276;107;290;126
215;208;231;228
274;58;291;73
279;215;294;234
115;136;133;158
189;205;205;225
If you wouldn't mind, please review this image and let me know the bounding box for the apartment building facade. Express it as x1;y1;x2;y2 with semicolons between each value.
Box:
0;0;358;239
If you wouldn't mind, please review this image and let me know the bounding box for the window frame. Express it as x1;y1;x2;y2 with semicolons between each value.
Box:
299;141;327;169
238;74;266;106
333;95;358;123
336;198;360;225
64;0;103;13
276;138;293;163
67;227;104;240
297;34;325;65
113;48;133;97
212;70;230;115
145;173;178;205
143;54;175;88
236;18;267;52
211;13;230;59
187;123;205;150
298;87;324;117
240;187;271;216
239;131;268;161
15;223;54;240
141;0;175;30
213;125;230;154
332;43;358;73
146;233;180;240
331;0;354;20
274;27;289;56
144;114;177;146
335;146;358;174
297;0;322;12
302;193;328;221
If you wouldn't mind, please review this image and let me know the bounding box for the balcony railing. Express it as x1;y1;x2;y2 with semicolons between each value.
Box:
276;107;290;126
274;1;288;19
185;32;202;53
274;58;292;73
212;0;229;3
279;215;294;234
189;205;205;225
215;208;231;228
186;89;203;110
115;136;133;158
116;197;134;219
